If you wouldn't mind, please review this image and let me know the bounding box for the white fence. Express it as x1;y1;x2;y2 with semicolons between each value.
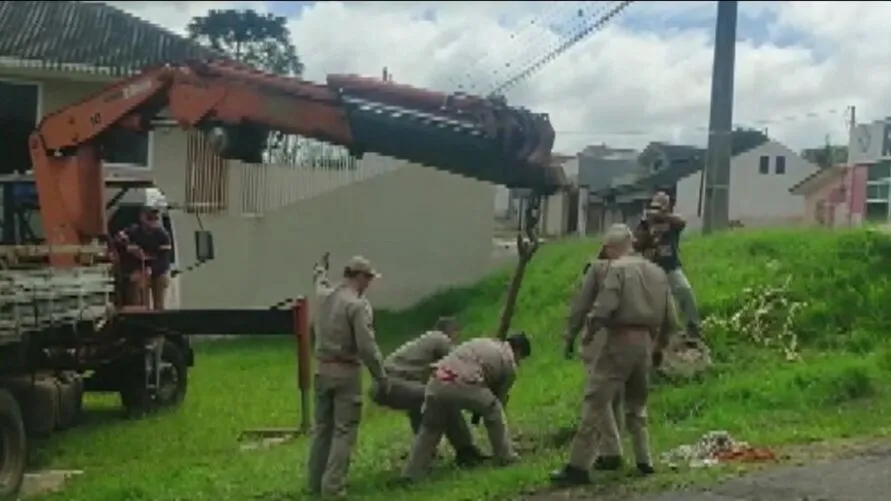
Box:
185;132;403;217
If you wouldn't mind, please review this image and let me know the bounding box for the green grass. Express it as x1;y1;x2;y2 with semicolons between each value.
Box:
32;227;891;501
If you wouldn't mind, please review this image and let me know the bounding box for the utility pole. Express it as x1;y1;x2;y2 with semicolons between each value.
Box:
702;0;738;234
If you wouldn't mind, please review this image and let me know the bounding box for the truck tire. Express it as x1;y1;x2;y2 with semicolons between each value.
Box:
24;380;58;437
120;340;188;417
0;389;26;498
155;340;188;409
56;378;83;430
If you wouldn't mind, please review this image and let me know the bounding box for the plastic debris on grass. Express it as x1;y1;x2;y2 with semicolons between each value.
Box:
661;430;777;469
658;334;713;380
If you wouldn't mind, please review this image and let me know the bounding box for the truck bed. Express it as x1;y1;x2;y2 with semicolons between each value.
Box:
0;250;113;346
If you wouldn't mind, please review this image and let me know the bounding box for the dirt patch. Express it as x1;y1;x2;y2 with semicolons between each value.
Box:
19;470;84;499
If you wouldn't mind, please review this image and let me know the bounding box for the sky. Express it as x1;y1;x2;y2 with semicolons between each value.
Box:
109;1;891;155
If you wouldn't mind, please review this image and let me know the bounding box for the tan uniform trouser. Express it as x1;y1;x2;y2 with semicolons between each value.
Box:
128;270;170;310
569;328;653;470
307;371;363;496
581;329;625;457
403;378;514;479
370;376;474;450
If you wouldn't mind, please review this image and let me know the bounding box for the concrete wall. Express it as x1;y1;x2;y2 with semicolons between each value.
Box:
542;191;569;237
151;125;495;311
676;141;817;230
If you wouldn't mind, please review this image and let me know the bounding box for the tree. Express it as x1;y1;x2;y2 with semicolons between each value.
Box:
187;9;303;76
187;10;354;170
730;127;769;156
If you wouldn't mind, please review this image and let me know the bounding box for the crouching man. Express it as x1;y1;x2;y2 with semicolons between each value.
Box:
370;316;488;467
401;333;532;481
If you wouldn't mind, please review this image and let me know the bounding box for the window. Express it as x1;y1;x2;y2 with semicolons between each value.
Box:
867;161;891;182
775;155;786;174
867;182;890;201
0;79;39;174
100;128;150;167
758;155;769;174
865;201;889;222
184;131;229;213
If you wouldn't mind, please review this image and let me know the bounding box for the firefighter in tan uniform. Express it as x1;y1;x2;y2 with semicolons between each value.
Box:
370;317;489;466
401;333;532;481
307;254;388;498
551;224;680;486
562;229;636;472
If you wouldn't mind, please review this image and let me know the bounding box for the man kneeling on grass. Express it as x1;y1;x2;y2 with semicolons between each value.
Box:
401;333;531;482
370;316;489;467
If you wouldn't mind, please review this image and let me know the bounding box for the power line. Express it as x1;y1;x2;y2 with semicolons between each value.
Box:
488;0;636;96
474;2;615;93
551;106;850;137
450;2;581;93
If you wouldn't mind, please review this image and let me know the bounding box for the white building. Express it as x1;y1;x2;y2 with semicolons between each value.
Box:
674;140;819;229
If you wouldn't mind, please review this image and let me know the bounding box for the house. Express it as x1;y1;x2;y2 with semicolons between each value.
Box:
0;1;495;310
529;144;643;237
847;118;891;223
578;132;819;232
674;139;819;229
788;165;865;227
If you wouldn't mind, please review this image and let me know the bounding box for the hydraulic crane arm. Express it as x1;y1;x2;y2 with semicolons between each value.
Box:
30;60;565;267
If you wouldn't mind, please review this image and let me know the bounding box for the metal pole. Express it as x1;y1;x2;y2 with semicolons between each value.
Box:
702;0;738;234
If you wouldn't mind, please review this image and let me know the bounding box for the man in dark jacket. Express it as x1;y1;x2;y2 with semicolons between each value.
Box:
114;205;172;310
632;191;701;339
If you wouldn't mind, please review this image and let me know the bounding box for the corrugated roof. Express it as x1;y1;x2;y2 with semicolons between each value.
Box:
0;1;228;76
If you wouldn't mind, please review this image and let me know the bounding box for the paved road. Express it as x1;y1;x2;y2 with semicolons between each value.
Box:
526;445;891;501
636;447;891;501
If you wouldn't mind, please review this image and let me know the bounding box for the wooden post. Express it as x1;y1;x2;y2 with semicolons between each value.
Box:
293;296;312;432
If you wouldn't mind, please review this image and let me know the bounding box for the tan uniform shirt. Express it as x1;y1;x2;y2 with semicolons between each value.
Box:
588;255;680;350
312;262;386;379
565;258;610;345
435;338;516;404
384;330;453;382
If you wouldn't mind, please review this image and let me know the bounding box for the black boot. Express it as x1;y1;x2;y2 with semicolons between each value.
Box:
593;455;623;471
637;463;655;476
455;446;490;468
549;464;591;487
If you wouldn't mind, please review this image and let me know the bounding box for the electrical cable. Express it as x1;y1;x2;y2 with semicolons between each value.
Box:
483;1;615;95
488;0;636;97
551;106;851;138
450;1;583;93
471;2;605;94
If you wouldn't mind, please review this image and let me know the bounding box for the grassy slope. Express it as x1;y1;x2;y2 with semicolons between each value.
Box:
33;228;891;501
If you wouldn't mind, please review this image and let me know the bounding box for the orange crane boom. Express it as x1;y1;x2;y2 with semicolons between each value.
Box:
29;60;565;267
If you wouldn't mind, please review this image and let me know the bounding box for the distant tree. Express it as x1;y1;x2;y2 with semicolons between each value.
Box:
730;127;769;156
187;9;303;76
187;10;355;170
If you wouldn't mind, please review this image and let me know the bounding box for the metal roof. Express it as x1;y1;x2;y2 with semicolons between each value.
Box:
0;1;228;76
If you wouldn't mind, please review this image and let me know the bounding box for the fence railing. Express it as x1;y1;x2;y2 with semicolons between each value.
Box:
184;133;404;217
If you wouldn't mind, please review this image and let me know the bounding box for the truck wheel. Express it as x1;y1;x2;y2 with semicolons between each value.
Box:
155;340;188;409
24;380;58;437
0;389;26;498
56;378;83;430
119;340;188;417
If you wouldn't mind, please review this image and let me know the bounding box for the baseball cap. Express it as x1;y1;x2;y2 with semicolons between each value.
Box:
603;223;633;246
345;255;381;278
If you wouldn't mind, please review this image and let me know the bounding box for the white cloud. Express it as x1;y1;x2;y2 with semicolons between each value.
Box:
115;1;887;156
